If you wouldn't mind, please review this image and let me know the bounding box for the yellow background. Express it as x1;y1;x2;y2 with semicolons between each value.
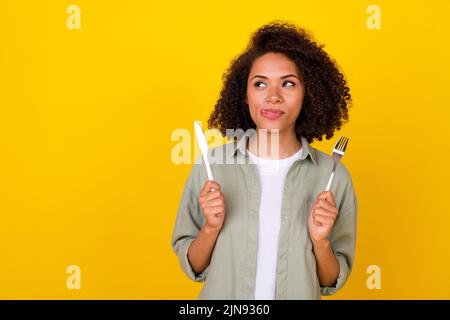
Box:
1;0;449;299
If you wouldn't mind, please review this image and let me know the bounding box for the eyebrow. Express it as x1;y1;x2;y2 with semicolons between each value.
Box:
251;74;300;80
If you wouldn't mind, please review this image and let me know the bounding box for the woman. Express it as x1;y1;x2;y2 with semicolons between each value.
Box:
171;21;358;299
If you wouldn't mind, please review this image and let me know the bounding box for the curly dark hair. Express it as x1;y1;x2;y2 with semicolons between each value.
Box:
207;21;352;144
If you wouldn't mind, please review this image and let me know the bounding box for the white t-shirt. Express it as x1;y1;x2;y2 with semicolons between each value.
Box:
248;147;303;300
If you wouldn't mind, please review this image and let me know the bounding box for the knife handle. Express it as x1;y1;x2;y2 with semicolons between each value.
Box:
204;157;215;192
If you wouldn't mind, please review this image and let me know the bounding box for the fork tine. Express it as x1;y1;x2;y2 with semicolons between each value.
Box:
334;136;344;149
338;136;345;150
340;137;349;152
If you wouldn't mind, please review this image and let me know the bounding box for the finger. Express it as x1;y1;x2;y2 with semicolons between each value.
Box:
317;191;330;201
325;192;336;206
311;200;336;214
317;199;338;214
200;181;221;196
215;212;225;218
313;206;337;219
203;190;222;202
205;206;225;215
200;182;211;196
206;198;225;208
313;213;334;226
318;191;336;206
202;180;219;190
208;181;220;192
312;214;323;227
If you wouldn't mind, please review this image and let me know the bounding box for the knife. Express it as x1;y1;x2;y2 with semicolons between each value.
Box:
194;121;215;191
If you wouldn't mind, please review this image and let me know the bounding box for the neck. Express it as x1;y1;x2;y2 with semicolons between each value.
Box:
248;127;302;159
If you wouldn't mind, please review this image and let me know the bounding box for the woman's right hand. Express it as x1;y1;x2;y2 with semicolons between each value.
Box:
199;180;225;233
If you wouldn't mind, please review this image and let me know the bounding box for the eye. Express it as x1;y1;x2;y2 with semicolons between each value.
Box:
254;81;266;88
283;80;295;87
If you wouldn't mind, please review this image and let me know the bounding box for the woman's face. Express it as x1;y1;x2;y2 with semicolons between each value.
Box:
246;52;305;134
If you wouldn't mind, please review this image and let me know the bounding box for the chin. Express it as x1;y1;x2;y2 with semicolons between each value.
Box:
256;125;283;133
260;120;282;127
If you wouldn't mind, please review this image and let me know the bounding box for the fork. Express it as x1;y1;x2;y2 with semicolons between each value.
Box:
325;136;349;191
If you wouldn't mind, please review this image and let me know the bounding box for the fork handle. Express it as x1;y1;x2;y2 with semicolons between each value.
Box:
325;170;335;191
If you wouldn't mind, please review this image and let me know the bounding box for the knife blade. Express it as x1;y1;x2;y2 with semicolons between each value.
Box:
194;121;215;190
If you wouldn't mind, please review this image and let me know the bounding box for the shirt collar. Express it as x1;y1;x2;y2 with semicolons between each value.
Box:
226;130;318;166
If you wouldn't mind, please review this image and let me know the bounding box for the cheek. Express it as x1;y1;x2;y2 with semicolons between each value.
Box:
246;90;264;113
247;104;259;121
291;87;305;104
287;93;304;117
246;88;264;104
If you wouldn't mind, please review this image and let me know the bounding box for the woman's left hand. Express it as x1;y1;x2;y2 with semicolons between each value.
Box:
308;191;339;244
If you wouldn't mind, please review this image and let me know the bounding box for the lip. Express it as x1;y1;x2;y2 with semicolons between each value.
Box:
260;108;285;120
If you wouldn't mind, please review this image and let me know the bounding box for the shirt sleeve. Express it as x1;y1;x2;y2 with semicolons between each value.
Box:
171;160;209;282
320;163;358;296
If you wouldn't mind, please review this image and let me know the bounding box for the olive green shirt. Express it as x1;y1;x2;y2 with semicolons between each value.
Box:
171;133;358;299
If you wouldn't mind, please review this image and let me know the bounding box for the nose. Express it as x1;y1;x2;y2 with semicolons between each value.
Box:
265;87;283;104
